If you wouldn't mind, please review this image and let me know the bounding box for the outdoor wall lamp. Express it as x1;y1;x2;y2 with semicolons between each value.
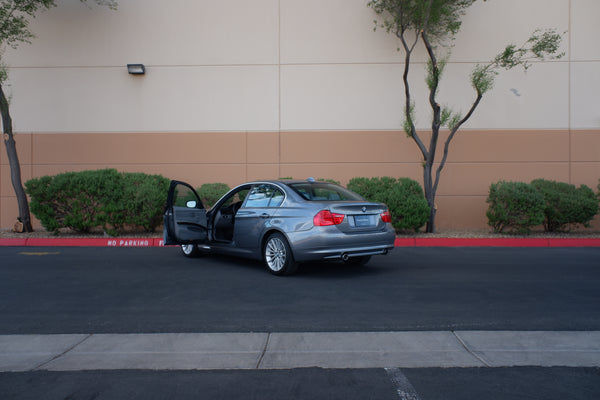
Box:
127;64;145;75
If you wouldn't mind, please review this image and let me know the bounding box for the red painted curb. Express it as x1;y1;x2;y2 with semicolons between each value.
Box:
0;237;599;248
413;238;550;247
394;238;417;247
547;238;600;247
395;238;600;247
0;238;164;247
0;238;27;246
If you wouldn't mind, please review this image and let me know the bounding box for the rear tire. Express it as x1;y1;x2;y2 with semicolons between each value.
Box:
181;244;200;258
263;233;298;276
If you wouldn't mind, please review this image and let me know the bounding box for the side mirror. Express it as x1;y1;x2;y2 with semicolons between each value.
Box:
186;200;197;208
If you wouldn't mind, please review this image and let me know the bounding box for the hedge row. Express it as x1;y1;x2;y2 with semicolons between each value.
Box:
486;179;599;234
279;176;430;232
25;169;170;235
347;177;430;232
26;171;596;236
196;183;230;208
276;176;430;232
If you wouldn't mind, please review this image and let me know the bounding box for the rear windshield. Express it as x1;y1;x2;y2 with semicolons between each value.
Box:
288;182;364;201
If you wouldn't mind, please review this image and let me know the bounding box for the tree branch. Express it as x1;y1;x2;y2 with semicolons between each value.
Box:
421;31;442;169
432;92;483;195
399;34;428;159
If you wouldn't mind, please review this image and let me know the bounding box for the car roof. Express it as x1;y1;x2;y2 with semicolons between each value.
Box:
245;179;334;186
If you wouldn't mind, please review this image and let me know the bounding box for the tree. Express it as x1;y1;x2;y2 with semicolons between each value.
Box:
0;0;116;232
368;0;564;232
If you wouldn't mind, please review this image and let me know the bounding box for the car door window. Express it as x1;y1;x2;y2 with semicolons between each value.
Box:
243;184;284;208
219;188;250;211
173;184;203;208
268;188;284;207
163;181;207;245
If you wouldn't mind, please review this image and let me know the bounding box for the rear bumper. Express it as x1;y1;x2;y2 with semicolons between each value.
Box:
287;226;396;262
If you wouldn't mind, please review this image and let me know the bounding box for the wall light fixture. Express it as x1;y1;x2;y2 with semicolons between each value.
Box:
127;64;145;75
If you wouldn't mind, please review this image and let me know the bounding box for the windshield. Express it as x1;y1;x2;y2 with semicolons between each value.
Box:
288;182;364;201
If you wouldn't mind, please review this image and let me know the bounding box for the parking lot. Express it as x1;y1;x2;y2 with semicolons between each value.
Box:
1;246;599;399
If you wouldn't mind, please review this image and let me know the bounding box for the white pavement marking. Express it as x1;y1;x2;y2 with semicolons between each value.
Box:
1;331;599;372
385;368;421;400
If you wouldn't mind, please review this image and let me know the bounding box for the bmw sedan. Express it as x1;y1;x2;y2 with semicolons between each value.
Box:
163;178;396;275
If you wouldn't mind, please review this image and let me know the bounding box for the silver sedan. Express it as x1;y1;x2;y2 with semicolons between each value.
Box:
163;178;396;275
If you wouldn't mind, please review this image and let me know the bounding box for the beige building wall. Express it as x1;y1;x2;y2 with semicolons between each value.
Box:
1;0;599;230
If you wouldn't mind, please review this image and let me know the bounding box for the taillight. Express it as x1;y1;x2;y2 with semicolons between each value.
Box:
313;210;345;226
381;210;392;223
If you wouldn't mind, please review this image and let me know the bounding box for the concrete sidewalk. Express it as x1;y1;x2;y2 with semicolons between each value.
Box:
2;331;599;372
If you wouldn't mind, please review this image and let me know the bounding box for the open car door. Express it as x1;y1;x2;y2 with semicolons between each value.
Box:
163;181;208;245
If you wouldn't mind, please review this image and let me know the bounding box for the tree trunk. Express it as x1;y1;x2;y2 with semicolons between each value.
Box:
0;84;33;232
423;163;436;233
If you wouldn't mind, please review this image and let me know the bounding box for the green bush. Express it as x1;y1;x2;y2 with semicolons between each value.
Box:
26;169;120;233
121;173;171;232
531;179;599;232
25;169;169;234
348;176;430;232
486;181;545;234
196;183;230;208
317;178;341;185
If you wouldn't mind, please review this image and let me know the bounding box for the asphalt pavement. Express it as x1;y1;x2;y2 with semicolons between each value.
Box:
1;246;599;333
1;246;599;399
2;368;599;400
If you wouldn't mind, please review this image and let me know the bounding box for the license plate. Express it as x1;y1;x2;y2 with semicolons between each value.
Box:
353;215;375;227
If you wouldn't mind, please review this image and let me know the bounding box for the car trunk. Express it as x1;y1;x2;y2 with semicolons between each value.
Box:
328;203;387;233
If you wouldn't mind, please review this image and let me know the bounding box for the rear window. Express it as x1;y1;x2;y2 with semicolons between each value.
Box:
288;183;363;201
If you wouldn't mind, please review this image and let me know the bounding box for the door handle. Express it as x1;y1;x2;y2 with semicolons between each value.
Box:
261;213;270;219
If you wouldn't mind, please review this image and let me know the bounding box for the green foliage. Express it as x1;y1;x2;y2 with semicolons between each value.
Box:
83;0;118;10
403;101;416;137
120;173;170;232
347;176;396;201
368;0;563;233
440;106;461;131
368;0;478;44
196;183;230;208
486;181;545;234
317;178;341;185
348;176;430;232
470;64;496;95
525;29;564;61
25;169;168;234
0;1;116;50
472;28;564;95
25;169;119;233
531;179;599;232
426;58;447;92
0;0;55;48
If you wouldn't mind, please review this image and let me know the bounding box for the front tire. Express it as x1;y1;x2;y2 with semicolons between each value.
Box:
263;233;298;276
180;244;200;258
